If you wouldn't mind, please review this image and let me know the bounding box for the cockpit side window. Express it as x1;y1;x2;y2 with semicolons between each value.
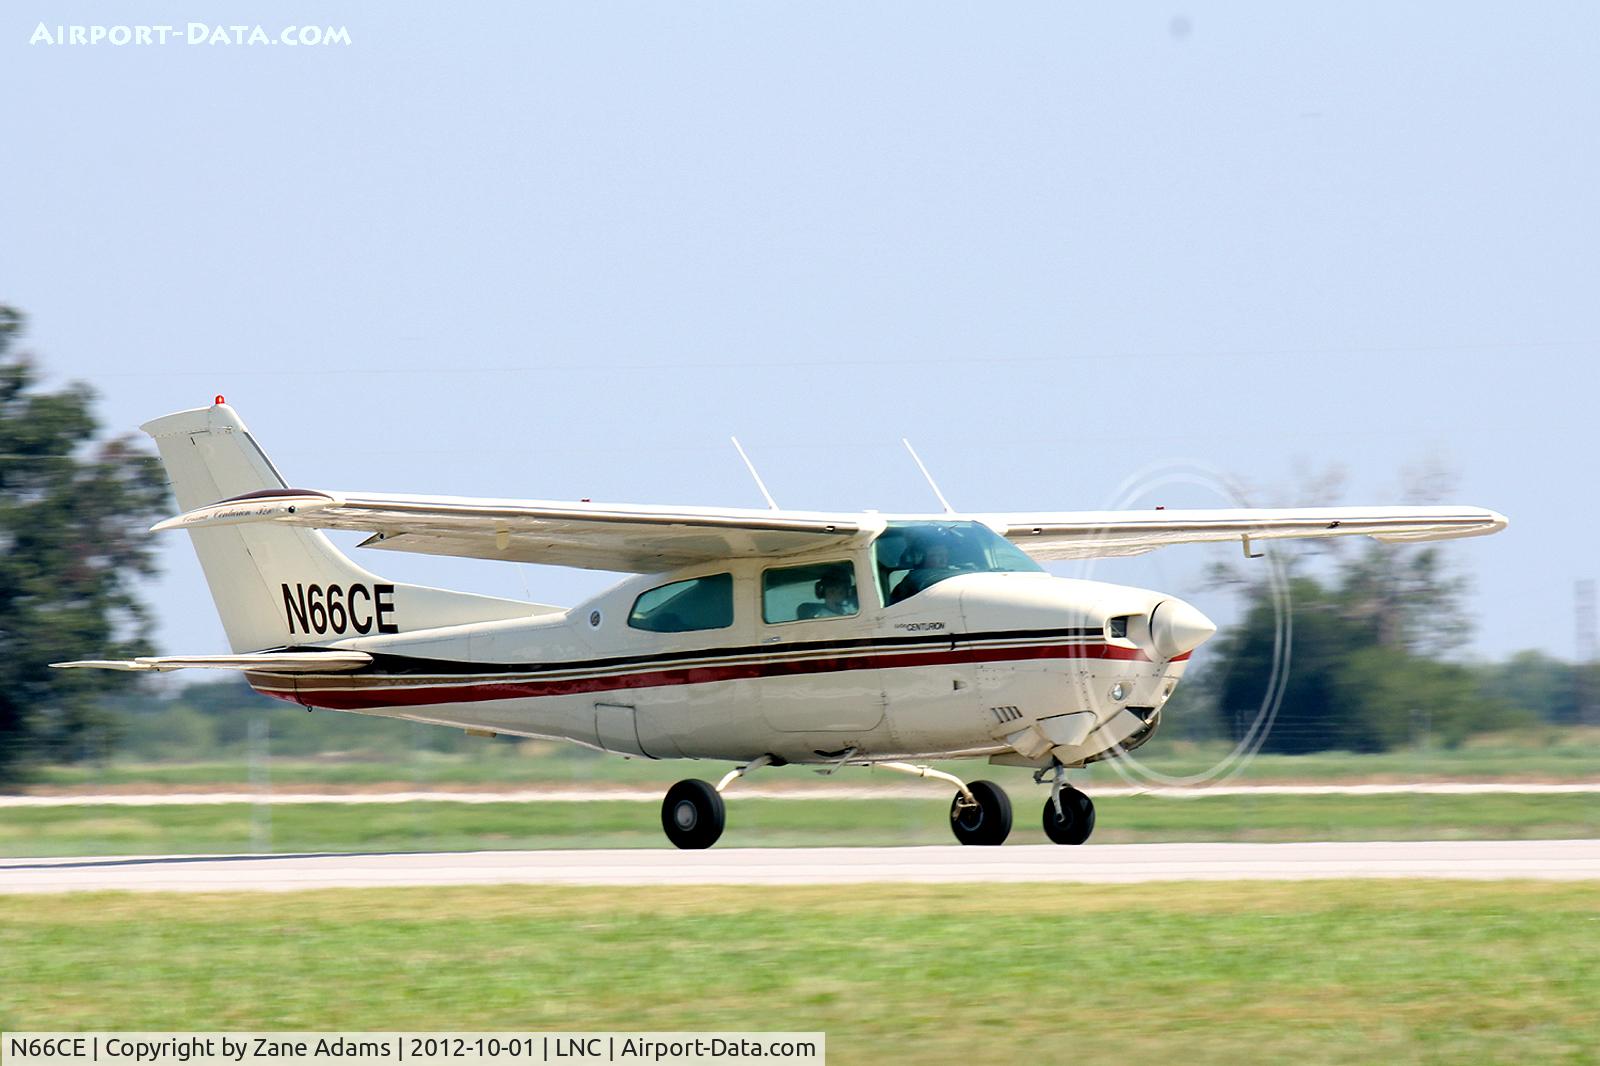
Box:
627;573;734;633
763;561;859;623
873;521;1044;606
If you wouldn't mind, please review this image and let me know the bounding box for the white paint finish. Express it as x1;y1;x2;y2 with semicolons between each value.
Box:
3;841;1595;894
754;592;886;734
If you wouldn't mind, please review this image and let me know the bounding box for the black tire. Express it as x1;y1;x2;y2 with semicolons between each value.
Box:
1042;787;1095;845
661;779;726;850
950;779;1012;846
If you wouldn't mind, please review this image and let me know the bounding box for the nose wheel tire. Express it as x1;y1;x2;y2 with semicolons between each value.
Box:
950;779;1012;846
1042;787;1095;845
662;779;726;850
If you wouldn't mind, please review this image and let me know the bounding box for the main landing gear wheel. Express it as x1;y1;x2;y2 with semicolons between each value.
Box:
1042;787;1095;845
662;779;726;850
950;779;1012;846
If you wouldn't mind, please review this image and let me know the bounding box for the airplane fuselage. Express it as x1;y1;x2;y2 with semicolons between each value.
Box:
247;565;1203;769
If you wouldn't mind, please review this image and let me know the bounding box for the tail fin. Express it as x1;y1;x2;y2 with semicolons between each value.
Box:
143;403;542;652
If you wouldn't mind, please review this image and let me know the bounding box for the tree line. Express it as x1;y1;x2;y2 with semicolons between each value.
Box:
1175;549;1596;753
0;305;168;778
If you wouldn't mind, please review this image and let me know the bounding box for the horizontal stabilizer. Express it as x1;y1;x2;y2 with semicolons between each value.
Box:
51;651;372;674
149;489;342;532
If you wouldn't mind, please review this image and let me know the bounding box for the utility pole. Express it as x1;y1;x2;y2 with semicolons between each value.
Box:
1577;579;1597;727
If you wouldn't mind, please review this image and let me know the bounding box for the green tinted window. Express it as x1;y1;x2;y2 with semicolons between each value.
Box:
763;562;859;624
627;573;734;633
873;521;1044;606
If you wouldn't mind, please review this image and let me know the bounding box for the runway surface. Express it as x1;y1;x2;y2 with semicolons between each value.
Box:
3;839;1596;893
4;782;1597;806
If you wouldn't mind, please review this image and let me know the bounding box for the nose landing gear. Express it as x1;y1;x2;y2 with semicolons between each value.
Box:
1038;764;1095;845
1042;788;1095;845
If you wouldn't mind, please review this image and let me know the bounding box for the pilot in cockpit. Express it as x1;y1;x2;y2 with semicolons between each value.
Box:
890;537;955;604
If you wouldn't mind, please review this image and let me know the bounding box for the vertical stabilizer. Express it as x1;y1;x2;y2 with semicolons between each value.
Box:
143;403;540;652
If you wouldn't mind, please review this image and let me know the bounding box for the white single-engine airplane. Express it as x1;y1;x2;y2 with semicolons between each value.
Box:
58;402;1507;848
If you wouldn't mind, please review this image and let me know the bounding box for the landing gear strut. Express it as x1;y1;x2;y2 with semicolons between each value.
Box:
662;757;1021;849
1039;764;1095;845
875;760;1013;846
949;780;1012;846
663;755;774;849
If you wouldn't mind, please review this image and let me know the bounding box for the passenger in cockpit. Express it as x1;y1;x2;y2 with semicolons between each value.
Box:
799;568;855;618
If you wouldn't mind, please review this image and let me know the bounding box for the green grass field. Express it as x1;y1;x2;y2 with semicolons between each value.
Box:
1;882;1594;1064
3;792;1596;856
21;727;1600;793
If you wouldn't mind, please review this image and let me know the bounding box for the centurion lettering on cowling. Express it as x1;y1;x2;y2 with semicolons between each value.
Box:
281;582;398;636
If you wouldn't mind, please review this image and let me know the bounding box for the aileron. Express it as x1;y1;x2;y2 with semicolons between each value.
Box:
992;506;1508;561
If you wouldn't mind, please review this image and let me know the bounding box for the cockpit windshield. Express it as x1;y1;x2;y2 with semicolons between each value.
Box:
873;521;1044;606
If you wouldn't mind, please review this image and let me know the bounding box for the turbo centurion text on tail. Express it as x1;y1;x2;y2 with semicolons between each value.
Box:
58;402;1508;848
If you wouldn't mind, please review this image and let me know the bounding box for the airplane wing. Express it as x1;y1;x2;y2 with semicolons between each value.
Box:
152;490;1506;569
151;489;869;573
51;651;373;673
987;506;1509;561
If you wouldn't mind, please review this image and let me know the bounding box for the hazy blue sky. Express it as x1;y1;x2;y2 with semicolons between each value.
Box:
3;2;1596;660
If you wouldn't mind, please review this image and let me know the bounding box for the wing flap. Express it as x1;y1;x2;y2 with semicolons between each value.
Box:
154;491;869;571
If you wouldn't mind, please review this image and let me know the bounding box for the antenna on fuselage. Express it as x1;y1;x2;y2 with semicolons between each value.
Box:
730;436;780;510
902;438;956;514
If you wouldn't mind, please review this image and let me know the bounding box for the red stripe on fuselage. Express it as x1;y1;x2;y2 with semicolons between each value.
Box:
268;642;1190;711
